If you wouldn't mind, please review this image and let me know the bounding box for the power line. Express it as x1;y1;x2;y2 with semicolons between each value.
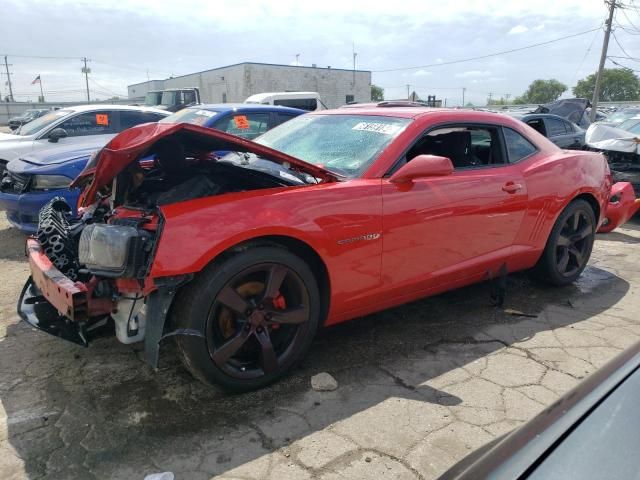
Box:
609;54;640;62
611;30;636;59
619;3;640;30
608;57;640;71
571;26;602;85
88;78;127;97
371;27;601;73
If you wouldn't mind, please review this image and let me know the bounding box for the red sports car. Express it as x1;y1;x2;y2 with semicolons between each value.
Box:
18;103;621;391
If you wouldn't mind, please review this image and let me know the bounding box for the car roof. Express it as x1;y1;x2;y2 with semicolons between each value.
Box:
245;92;319;101
313;103;519;122
184;103;305;114
57;104;169;115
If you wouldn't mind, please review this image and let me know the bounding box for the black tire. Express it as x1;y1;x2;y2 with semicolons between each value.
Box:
534;199;596;286
171;246;320;392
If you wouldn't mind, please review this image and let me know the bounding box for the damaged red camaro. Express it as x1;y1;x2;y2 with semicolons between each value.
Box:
17;104;635;391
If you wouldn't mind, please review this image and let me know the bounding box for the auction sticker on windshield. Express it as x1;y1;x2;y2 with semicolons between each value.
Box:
352;122;402;134
194;110;216;117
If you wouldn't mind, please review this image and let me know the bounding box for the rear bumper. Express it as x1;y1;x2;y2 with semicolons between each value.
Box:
598;182;640;233
0;189;79;234
18;238;114;345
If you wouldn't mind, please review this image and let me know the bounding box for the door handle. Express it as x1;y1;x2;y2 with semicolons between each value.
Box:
502;182;523;194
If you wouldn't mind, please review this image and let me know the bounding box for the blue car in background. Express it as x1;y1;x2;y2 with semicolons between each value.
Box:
0;104;305;233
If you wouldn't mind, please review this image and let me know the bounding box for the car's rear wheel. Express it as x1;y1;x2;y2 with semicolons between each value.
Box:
534;199;596;286
172;246;320;392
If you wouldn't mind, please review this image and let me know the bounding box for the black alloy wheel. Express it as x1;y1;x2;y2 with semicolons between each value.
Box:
207;262;311;379
555;210;592;278
172;247;320;391
535;199;596;286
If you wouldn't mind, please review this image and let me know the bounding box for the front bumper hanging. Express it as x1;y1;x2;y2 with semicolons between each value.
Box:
17;238;113;346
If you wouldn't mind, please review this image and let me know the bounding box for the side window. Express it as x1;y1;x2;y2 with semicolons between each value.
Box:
563;120;575;133
273;113;297;127
215;113;270;139
119;111;164;130
406;125;506;169
273;98;317;111
183;90;196;105
57;111;114;137
503;128;538;163
546;118;568;137
526;118;546;136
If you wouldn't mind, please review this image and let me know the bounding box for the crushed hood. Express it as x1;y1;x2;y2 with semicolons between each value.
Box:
534;98;590;127
586;123;640;154
73;122;338;206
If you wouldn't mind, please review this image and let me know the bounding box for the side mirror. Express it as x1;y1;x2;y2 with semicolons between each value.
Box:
48;128;68;143
389;154;454;183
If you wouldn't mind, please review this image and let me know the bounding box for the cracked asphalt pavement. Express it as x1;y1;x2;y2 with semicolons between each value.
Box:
1;214;639;479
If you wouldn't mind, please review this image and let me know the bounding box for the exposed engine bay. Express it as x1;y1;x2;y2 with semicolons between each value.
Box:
28;135;312;349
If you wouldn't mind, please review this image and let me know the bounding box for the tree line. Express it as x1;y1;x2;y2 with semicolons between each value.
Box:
503;68;640;105
370;68;640;105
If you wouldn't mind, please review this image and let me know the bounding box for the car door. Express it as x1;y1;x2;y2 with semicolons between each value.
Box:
381;123;529;296
35;110;117;148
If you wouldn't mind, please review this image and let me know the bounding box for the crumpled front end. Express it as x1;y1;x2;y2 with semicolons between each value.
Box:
17;196;169;362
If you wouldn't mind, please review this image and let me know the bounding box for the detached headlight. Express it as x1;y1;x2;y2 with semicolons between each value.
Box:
31;175;71;191
79;224;150;277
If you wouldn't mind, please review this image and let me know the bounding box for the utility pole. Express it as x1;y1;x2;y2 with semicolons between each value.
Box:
591;0;616;121
3;56;14;101
295;53;300;66
505;93;511;104
462;87;466;106
406;84;411;99
81;57;91;103
488;92;493;105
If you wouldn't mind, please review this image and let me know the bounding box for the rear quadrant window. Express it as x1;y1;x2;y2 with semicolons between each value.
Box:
503;127;538;163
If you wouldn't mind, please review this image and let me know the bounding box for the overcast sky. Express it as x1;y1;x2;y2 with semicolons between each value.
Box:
1;0;638;105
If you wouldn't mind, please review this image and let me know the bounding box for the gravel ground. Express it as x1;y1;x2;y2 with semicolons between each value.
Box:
0;213;639;480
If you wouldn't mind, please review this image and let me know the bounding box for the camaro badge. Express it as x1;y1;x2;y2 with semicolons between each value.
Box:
337;233;381;245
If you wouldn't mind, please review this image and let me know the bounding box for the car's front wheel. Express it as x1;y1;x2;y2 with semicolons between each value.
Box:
534;199;596;286
171;246;321;392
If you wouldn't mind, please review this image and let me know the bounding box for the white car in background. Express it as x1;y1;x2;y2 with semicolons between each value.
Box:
244;91;325;111
0;104;169;174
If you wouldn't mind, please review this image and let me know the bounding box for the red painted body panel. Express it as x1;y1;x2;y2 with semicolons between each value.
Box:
139;108;611;327
598;182;640;233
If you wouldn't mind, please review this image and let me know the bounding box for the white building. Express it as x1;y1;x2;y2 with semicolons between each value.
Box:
128;62;372;109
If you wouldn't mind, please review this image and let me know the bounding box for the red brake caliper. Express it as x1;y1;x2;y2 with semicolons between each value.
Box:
270;293;286;329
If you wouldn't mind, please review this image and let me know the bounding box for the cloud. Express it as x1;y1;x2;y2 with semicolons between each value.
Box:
533;23;545;31
508;25;529;34
455;70;492;79
413;69;432;77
